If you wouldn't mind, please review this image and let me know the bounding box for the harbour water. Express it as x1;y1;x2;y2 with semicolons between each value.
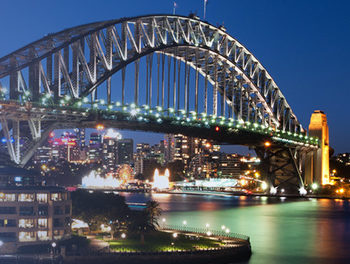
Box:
121;192;350;264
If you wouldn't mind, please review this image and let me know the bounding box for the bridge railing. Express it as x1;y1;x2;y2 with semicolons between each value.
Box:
160;224;250;242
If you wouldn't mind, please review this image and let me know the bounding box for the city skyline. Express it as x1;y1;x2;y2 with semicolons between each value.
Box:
0;0;349;153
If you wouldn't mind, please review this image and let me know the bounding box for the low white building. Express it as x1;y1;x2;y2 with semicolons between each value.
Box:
0;186;71;254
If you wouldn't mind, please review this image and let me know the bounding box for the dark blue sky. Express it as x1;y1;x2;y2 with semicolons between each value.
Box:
0;0;349;154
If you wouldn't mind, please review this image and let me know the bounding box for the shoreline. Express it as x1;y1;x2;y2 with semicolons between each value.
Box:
64;227;251;264
161;190;349;200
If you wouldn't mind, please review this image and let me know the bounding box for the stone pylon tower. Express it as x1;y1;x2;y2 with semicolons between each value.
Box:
305;110;330;185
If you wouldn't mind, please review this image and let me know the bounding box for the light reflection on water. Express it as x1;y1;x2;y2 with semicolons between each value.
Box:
120;192;350;264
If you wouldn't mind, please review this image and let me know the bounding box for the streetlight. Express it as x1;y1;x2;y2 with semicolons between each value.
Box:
270;187;277;195
51;242;57;255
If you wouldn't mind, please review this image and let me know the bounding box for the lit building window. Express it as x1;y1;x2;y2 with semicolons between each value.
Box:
51;193;62;201
0;193;16;202
18;193;34;202
36;193;48;203
38;218;47;228
19;219;34;228
37;231;49;241
53;229;63;240
19;231;36;242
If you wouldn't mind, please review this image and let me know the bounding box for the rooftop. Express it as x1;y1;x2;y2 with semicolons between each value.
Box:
0;186;66;192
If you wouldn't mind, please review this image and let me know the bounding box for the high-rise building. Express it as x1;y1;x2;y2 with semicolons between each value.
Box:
49;132;79;162
88;132;102;163
74;128;86;149
165;134;219;172
117;139;133;165
102;133;119;173
33;146;52;165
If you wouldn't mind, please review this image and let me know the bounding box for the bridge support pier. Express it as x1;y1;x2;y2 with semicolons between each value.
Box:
305;110;330;186
255;146;305;194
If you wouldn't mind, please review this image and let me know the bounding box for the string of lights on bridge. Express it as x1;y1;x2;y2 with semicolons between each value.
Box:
0;88;319;148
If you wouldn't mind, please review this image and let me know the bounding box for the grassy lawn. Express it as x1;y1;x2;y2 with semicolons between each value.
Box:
107;231;223;252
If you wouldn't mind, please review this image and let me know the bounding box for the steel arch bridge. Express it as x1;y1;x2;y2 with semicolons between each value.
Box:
0;14;319;192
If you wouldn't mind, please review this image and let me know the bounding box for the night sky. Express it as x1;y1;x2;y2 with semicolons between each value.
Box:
0;0;349;154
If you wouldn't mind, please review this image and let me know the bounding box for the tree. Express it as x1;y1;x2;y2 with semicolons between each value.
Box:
71;190;130;234
128;200;162;244
144;200;162;230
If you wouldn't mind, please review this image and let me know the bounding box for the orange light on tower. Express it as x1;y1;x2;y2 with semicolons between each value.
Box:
96;124;105;130
264;141;271;147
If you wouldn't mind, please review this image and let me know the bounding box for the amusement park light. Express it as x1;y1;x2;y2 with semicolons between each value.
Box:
205;223;210;228
168;107;175;113
162;218;166;223
311;183;318;190
130;103;136;108
121;233;126;239
83;97;89;103
172;233;178;238
182;220;187;225
108;104;113;110
225;228;230;234
100;99;105;104
93;103;98;108
221;225;226;230
115;101;121;106
215;126;220;132
206;231;212;236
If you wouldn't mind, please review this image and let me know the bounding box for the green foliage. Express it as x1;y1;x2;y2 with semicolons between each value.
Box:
128;200;162;233
71;189;130;231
